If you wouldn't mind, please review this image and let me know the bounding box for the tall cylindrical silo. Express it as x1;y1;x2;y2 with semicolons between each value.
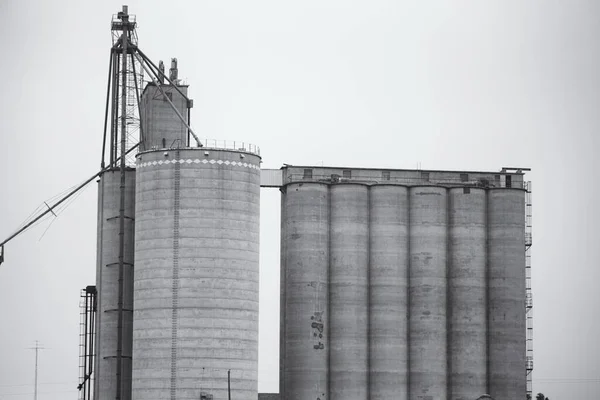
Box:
329;184;369;400
369;185;409;400
94;168;136;400
488;189;526;399
409;186;448;400
132;147;261;400
448;187;487;399
279;188;287;400
280;182;330;400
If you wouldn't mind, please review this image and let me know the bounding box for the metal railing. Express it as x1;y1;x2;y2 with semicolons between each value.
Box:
285;172;527;188
196;139;260;156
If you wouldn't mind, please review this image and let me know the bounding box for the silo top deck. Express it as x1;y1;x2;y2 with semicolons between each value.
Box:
137;139;261;157
261;165;529;189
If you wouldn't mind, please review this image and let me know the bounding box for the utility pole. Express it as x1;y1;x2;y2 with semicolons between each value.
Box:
28;341;45;400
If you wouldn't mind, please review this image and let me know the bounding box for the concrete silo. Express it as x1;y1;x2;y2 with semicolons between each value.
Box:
368;185;409;400
276;165;530;400
409;185;448;400
329;184;369;400
133;146;261;400
280;182;330;400
129;60;262;399
448;187;487;399
94;168;136;400
488;189;526;399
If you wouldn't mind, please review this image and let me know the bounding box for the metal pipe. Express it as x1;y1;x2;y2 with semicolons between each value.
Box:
136;47;190;101
130;52;144;149
89;287;97;397
187;106;191;147
110;50;119;167
115;17;129;400
133;52;202;146
101;50;114;169
228;370;231;400
0;143;138;261
135;47;196;148
83;292;89;400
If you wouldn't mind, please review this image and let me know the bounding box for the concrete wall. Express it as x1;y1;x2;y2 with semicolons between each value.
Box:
94;168;136;400
132;147;261;400
280;165;525;189
139;83;189;151
258;394;280;400
279;178;527;400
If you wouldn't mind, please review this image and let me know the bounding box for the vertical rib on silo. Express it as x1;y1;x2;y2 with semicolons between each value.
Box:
409;186;447;400
280;182;330;400
448;188;487;399
329;184;369;400
133;148;260;400
488;189;526;399
369;185;409;400
95;169;136;400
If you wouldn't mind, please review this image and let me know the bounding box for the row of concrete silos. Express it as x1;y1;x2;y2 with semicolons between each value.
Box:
95;147;261;400
280;182;526;400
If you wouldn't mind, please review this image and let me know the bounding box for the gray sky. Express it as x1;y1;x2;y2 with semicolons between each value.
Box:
1;1;599;398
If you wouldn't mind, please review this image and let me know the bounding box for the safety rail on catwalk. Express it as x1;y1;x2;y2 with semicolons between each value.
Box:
147;138;261;156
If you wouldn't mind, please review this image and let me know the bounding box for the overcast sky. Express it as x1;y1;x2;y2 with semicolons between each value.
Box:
0;1;599;399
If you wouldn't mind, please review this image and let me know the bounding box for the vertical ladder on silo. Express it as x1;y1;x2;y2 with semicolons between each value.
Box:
525;182;533;398
77;286;97;400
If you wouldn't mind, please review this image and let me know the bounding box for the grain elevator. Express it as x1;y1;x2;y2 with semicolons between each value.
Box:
72;6;534;400
269;166;533;400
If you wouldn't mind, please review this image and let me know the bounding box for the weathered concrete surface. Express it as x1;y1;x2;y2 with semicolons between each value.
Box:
409;186;447;400
329;184;369;400
280;182;329;400
488;189;526;400
139;84;189;151
258;394;280;400
278;172;528;400
95;169;136;400
449;188;487;400
133;148;260;400
369;185;409;400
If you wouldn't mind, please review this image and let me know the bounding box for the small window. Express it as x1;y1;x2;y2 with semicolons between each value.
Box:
463;187;471;194
506;175;512;188
382;171;390;181
421;171;430;181
343;170;351;179
460;173;469;182
303;169;313;179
